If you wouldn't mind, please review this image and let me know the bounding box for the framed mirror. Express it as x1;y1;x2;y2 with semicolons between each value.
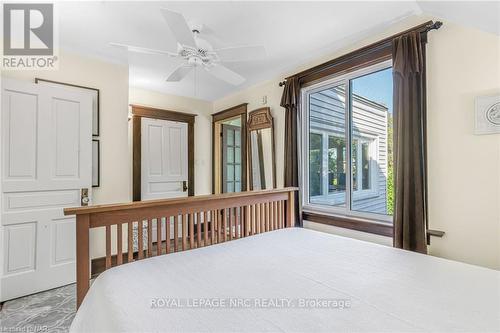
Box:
248;107;276;190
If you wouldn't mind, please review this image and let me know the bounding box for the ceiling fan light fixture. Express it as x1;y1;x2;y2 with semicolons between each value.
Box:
111;8;264;86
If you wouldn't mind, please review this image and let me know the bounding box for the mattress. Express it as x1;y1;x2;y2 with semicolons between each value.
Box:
70;228;500;332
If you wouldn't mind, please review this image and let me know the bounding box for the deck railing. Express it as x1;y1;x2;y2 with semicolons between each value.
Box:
64;187;298;308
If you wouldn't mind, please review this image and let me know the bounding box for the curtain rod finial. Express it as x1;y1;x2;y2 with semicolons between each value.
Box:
427;21;443;32
279;80;286;87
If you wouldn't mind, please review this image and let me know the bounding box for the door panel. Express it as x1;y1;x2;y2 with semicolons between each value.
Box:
148;181;183;194
167;127;183;177
3;190;80;212
141;118;188;200
50;217;76;266
4;222;37;273
1;79;92;301
53;98;81;178
147;124;163;175
4;90;38;180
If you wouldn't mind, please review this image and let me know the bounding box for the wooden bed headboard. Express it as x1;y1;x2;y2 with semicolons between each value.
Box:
64;187;298;308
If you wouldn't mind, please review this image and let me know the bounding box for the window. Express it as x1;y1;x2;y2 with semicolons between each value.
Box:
351;139;372;191
302;61;394;221
361;142;370;190
328;136;345;194
309;133;322;197
351;139;358;190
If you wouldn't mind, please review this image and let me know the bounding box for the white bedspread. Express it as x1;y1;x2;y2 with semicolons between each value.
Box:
70;228;500;332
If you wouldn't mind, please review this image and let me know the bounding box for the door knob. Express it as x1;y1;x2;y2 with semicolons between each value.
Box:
182;181;188;192
81;188;89;206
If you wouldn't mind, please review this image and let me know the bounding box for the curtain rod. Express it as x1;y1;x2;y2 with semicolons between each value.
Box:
278;20;443;87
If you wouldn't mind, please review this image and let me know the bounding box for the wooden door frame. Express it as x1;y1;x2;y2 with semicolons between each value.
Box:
131;104;196;201
212;103;248;194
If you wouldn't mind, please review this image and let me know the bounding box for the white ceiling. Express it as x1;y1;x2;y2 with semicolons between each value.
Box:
58;1;500;101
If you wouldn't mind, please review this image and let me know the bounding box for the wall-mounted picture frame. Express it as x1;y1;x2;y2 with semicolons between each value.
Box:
475;95;500;135
35;78;100;136
92;139;100;187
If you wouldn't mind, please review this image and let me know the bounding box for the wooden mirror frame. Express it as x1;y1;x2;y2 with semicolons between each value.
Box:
247;107;276;190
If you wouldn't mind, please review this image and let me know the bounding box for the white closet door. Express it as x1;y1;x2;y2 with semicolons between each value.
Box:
1;79;93;301
141;118;188;200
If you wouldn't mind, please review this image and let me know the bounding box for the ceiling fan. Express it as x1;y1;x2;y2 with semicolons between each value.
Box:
110;8;266;86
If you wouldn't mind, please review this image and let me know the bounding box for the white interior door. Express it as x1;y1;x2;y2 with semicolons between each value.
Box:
1;79;92;301
141;118;188;200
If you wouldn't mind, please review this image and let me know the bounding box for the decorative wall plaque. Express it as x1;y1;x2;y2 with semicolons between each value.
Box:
475;95;500;135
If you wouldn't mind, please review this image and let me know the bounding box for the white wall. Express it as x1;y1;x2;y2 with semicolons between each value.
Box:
214;17;500;270
426;22;500;270
129;87;213;195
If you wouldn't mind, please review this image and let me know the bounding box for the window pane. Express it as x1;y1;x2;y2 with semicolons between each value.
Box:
235;147;241;164
309;133;322;197
227;147;234;163
328;136;346;193
309;84;346;207
235;130;241;147
227;129;234;146
351;139;358;191
227;182;234;193
350;67;393;216
235;182;241;192
235;164;241;181
227;165;234;181
362;142;370;190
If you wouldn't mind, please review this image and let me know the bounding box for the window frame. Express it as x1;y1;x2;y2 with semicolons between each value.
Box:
300;60;392;224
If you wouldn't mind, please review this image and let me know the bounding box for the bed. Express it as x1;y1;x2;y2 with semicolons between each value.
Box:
70;228;500;332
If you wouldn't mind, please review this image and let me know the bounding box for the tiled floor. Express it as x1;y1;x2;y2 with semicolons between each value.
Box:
0;284;76;333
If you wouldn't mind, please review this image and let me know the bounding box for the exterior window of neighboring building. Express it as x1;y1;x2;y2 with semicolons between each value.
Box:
309;133;323;197
302;61;393;221
351;139;358;191
361;142;371;190
328;136;346;193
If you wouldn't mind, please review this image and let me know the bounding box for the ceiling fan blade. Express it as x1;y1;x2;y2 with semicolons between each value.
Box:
160;8;197;48
206;64;245;85
109;42;178;57
166;64;194;82
215;45;266;62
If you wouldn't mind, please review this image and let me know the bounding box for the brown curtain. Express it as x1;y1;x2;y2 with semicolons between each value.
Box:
392;31;428;253
280;77;301;226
